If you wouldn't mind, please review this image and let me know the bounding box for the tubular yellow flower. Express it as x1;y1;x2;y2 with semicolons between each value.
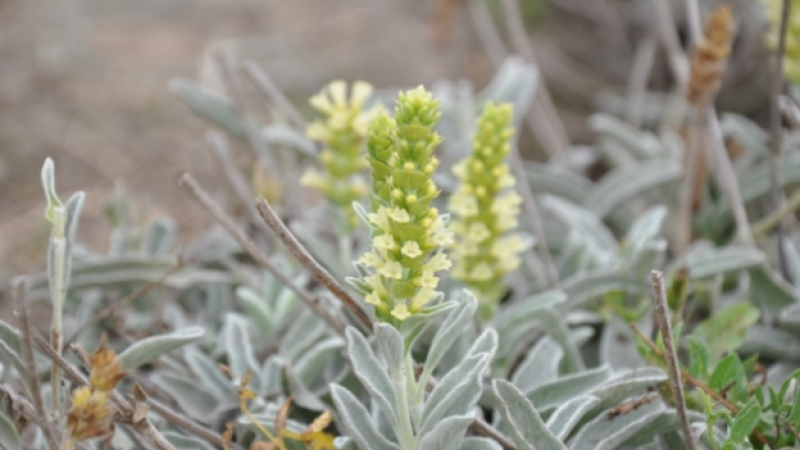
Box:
302;80;376;229
358;86;452;324
448;102;529;315
764;0;800;85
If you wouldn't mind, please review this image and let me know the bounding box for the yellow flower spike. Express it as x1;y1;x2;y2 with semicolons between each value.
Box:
358;86;452;324
303;80;377;230
448;102;530;318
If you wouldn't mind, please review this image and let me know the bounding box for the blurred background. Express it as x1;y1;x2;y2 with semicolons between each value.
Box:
0;0;772;277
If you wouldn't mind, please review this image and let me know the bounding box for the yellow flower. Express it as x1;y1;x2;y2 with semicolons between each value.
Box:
401;241;423;258
391;304;411;321
378;260;403;279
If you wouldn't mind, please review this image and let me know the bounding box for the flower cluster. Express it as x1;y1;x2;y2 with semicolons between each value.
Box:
301;80;375;229
764;0;800;85
358;86;453;323
67;336;124;442
687;4;733;106
448;102;528;312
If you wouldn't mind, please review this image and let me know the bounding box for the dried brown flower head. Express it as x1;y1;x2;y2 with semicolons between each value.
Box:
687;4;735;106
88;334;125;392
66;387;115;441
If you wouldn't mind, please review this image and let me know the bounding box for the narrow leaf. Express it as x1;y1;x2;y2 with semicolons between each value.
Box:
119;326;205;370
330;385;401;450
492;379;567;450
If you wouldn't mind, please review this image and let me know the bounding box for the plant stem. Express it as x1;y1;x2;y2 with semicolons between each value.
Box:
255;197;373;331
14;279;61;450
651;270;697;450
49;206;67;419
179;173;347;335
769;0;793;283
393;354;416;450
753;187;800;237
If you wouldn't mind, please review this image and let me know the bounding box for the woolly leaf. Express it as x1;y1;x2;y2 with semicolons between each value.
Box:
418;415;474;450
346;327;398;425
492;379;567;450
119;326;205;370
331;385;401;450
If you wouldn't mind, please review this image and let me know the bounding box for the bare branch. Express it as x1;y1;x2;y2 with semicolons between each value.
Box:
243;60;307;129
255;197;373;331
13;279;61;450
650;271;696;450
179;173;346;335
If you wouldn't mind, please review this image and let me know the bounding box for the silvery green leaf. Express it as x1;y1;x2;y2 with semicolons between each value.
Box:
293;335;345;386
585;368;667;417
345;327;398;424
735;152;800;208
493;379;567;450
418;415;474;450
525;163;591;204
236;286;274;334
621;206;667;262
163;432;216;450
0;341;26;382
40;158;62;223
0;407;21;450
679;245;765;279
460;437;502;450
346;277;372;295
748;265;798;315
528;365;613;413
335;436;359;450
119;326;205;370
783;239;800;289
154;374;218;423
280;309;327;361
331;385;401;450
398;300;459;348
588;159;681;218
353;202;372;230
546;395;600;441
184;346;230;400
588;114;661;160
495;290;566;333
424;291;478;376
420;353;489;436
284;364;329;412
141;216;176;256
562;270;651;310
539;308;585;374
567;401;664;450
64;191;85;245
465;328;498;359
374;323;404;375
168;77;246;139
259;356;283;394
512;337;563;393
0;320;21;358
740;325;800;360
541;195;617;258
600;317;645;370
220;314;259;380
262;124;316;157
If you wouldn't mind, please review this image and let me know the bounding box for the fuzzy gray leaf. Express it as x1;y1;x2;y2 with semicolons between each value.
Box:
493;379;567;450
418;415;474;450
154;374;218;423
220;314;259;380
585;368;667;416
682;245;765;279
567;401;664;450
512;338;563;393
460;437;502;450
749;265;798;315
184;346;230;400
539;308;585;374
398;300;459;348
525;163;591;204
168;77;246;139
541;195;618;258
236;286;274;335
374;323;405;375
588;159;681;218
141;216;175;256
331;385;401;450
546;395;600;441
528;365;613;413
562;270;651;310
163;432;216;450
346;327;398;424
119;326;205;370
262;124;317;157
425;291;478;377
280;309;327;361
293;336;345;386
420;354;489;436
740;325;800;360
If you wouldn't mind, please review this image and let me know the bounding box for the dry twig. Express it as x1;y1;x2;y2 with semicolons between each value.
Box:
651;270;696;450
179;173;346;335
243;60;307;129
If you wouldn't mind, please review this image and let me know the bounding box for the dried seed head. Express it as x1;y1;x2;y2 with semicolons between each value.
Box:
687;4;734;106
66;387;114;441
88;334;125;392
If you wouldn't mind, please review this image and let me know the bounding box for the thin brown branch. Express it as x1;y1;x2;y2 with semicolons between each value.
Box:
179;173;346;335
255;197;373;331
498;0;571;158
769;0;793;283
243;60;307;129
470;413;518;450
630;324;772;446
65;262;183;346
13;279;61;450
651;271;696;450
